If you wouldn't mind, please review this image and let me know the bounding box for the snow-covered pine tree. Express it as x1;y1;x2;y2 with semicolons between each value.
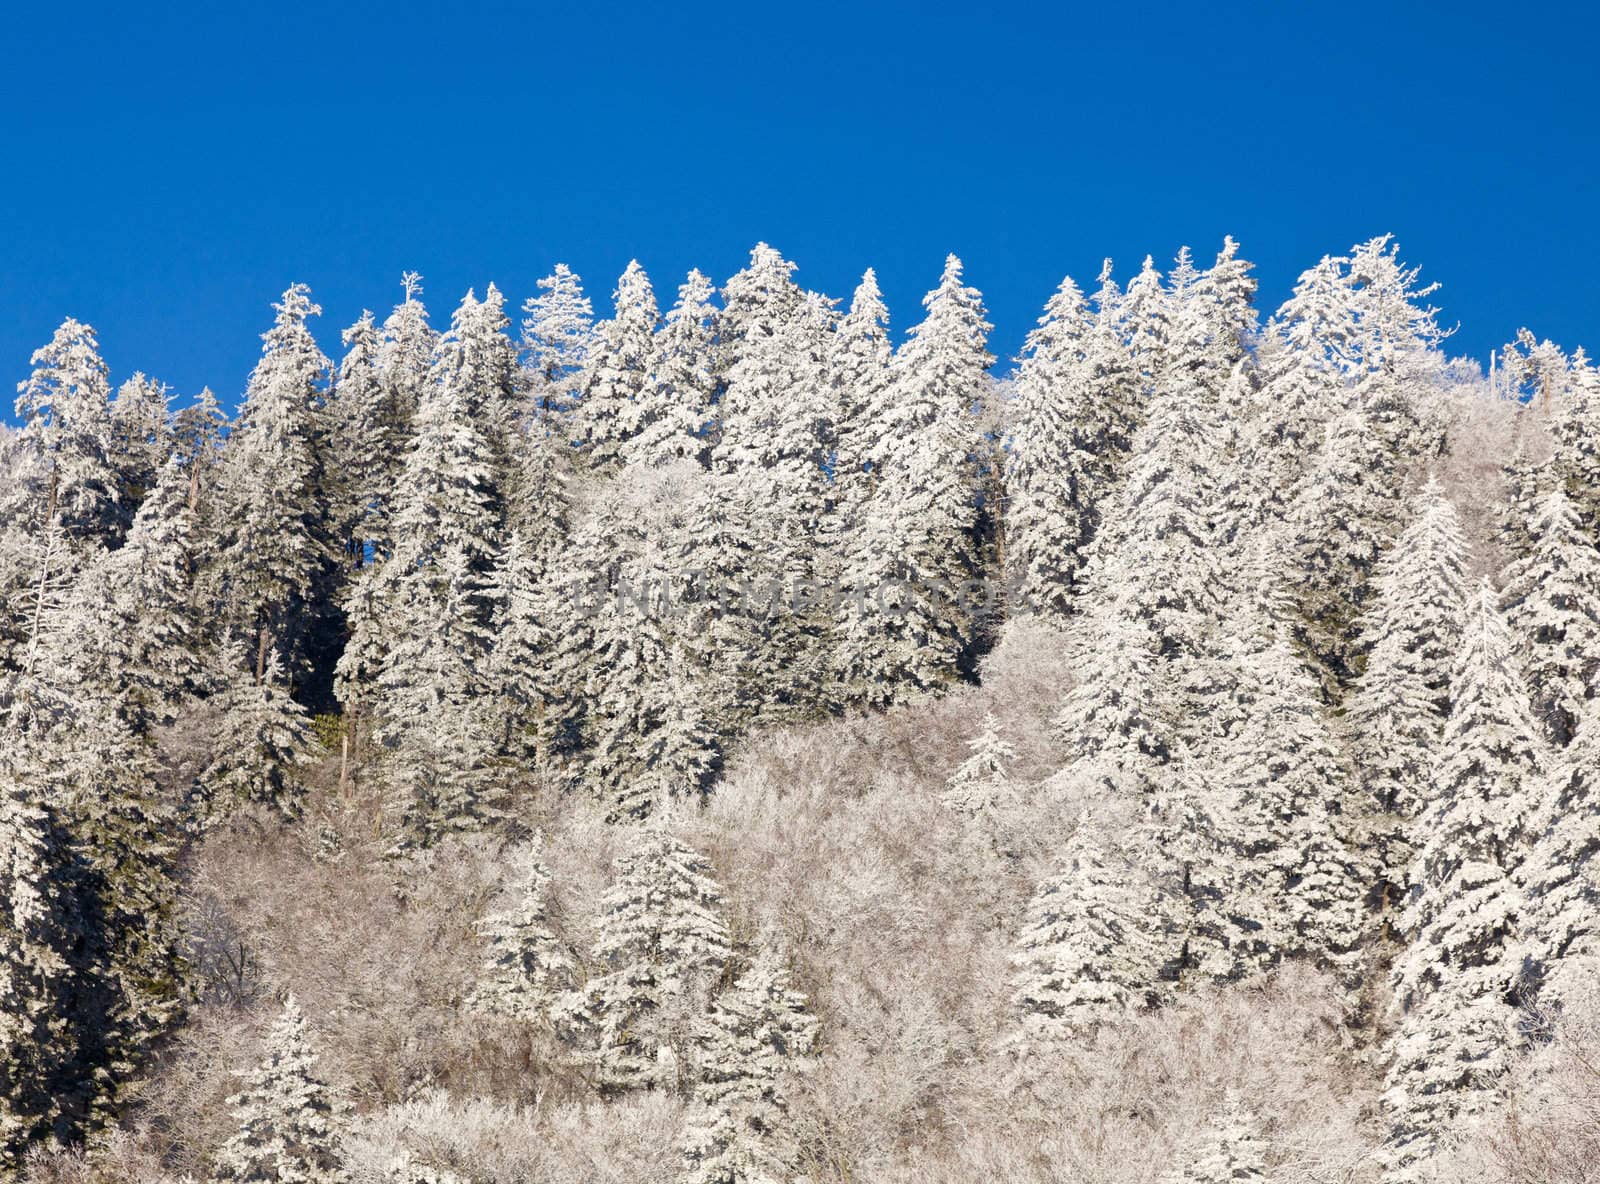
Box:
520;263;595;421
199;651;316;825
1344;477;1468;895
1162;1090;1270;1184
108;371;171;522
468;845;576;1023
325;309;391;570
0;756;93;1173
105;456;203;719
576;261;659;472
13;318;121;543
431;284;521;493
1500;486;1600;746
1519;697;1600;1011
1009;812;1172;1040
1552;348;1600;529
377;272;437;439
1004;275;1096;619
1281;406;1403;695
1381;582;1544;1177
565;829;731;1093
1211;636;1369;977
623;269;716;469
829;268;894;502
941;713;1019;817
207;285;335;681
839;256;992;702
213;996;349;1184
678;946;819;1184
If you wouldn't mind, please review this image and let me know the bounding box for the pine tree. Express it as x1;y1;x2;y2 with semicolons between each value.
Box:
213;996;349;1184
1010;813;1172;1040
520;263;595;421
468;846;576;1023
1163;1091;1270;1183
1344;478;1468;892
624;269;716;468
678;947;818;1184
839;256;992;701
208;285;335;681
941;713;1019;817
1500;486;1600;746
1212;637;1368;976
1281;407;1402;693
109;371;171;521
829;268;894;499
377;273;437;439
565;829;730;1092
1518;699;1600;1010
576;262;659;472
1381;583;1543;1176
13;318;121;542
0;758;94;1173
325;309;391;569
1004;275;1096;619
199;652;316;825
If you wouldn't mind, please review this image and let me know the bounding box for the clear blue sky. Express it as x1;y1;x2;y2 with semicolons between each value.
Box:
3;1;1596;409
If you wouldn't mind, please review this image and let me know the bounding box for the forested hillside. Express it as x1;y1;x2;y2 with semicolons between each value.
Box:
3;237;1597;1183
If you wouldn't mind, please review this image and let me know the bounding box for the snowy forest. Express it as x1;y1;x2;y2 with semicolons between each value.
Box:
2;234;1598;1184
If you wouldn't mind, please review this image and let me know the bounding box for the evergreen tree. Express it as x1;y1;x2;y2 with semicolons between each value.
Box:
1518;699;1600;1010
468;846;576;1023
199;652;315;825
1004;275;1096;619
1163;1091;1270;1184
1344;478;1468;892
376;272;437;439
109;371;171;521
1281;407;1402;693
1381;583;1543;1176
565;829;730;1092
624;269;716;468
941;713;1019;817
209;285;335;682
678;947;819;1184
1500;486;1600;746
520;263;595;421
0;759;94;1173
213;996;348;1184
1010;813;1171;1040
13;318;121;542
576;262;659;471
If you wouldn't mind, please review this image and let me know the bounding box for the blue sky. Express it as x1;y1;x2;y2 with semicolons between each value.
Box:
3;1;1596;408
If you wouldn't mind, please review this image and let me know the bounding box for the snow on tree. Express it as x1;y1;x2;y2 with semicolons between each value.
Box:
468;844;576;1023
199;651;316;825
213;996;349;1184
13;318;121;542
1518;697;1600;1011
208;284;335;679
678;945;818;1184
1281;406;1403;694
829;268;894;499
837;256;991;703
377;272;437;436
1049;608;1170;800
623;269;716;469
109;371;171;519
520;262;595;420
1004;275;1097;619
0;755;92;1172
576;261;660;472
1162;1090;1270;1183
430;284;520;491
1500;485;1600;746
1210;636;1369;977
105;456;203;717
941;713;1020;817
1381;582;1544;1176
563;828;730;1092
1344;477;1468;891
325;309;392;568
1009;812;1172;1040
